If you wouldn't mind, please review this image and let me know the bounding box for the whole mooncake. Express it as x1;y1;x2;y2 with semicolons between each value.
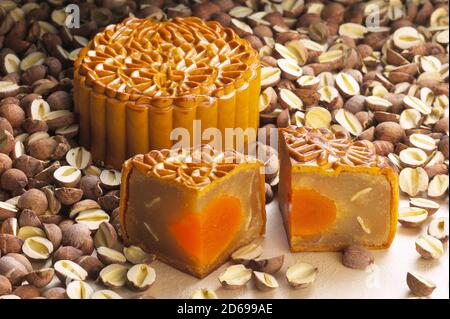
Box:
74;17;260;168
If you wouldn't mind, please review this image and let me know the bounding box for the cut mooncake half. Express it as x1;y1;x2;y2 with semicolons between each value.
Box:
278;126;399;252
119;146;266;278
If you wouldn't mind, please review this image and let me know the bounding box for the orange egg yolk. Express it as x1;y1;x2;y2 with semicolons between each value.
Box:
169;195;243;266
291;188;337;236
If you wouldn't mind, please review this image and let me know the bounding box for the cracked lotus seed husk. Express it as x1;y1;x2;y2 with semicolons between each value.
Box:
231;18;252;35
97;246;127;265
297;75;320;89
43;110;74;129
260;66;281;88
19;52;46;72
123;246;155;265
99;170;121;188
425;151;446;169
372;85;389;98
409;198;440;216
28;99;50;120
393;27;423;50
399;167;429;197
53;166;82;188
398;207;429;228
339;23;367;39
99;264;129;288
1;218;18;236
318;50;343;65
94;222;118;249
259;87;278;113
334;109;363;136
229;6;253;18
318;72;335;87
66;280;94;299
66;147;92;170
22;236;53;260
248;255;284;274
68;199;101;218
387;153;403;170
415;234;445;260
407;272;436;297
279;88;303;110
253;271;279;291
365;96;392;111
91;290;123;299
318;86;339;104
399;148;428;168
335;72;360;97
428;217;449;243
54;260;88;282
218;264;252;289
17;226;45;241
275;43;299;63
403;96;432;115
126;264;156;291
231;241;263;264
305;106;332;128
75;209;110;230
286;262;318;289
420;56;442;73
409;134;437;152
286;40;309;65
191;288;218;299
427;174;449;198
420;87;435;106
2;54;20;74
0;202;18;218
294;111;305;126
0;82;20;97
0;295;21;299
277;58;303;80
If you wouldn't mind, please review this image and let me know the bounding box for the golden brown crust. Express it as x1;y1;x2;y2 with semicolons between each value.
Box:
280;126;390;169
126;145;258;190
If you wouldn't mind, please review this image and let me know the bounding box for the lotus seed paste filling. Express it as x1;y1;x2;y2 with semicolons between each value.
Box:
74;17;260;168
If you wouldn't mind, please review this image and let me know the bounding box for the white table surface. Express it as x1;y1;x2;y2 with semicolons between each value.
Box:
120;195;449;299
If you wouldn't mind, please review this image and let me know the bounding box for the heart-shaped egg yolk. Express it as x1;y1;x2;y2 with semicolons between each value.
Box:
169;195;243;266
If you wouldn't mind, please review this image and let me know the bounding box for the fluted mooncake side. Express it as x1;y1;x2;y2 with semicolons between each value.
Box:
74;17;260;168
